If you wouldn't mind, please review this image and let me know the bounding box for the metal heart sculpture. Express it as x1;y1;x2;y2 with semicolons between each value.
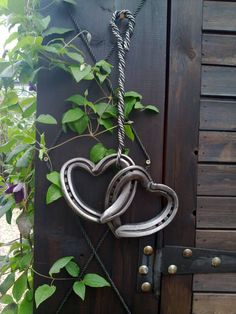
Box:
101;165;178;238
60;154;137;228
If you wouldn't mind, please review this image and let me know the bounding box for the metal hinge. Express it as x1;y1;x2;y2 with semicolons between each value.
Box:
137;245;236;294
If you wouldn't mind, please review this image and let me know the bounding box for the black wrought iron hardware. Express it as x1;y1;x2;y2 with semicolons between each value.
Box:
138;245;236;293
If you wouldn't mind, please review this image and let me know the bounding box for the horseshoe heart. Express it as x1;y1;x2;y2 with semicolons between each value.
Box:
60;154;137;225
101;165;178;238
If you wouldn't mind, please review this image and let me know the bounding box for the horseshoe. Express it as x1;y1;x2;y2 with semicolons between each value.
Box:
102;165;178;237
60;154;137;225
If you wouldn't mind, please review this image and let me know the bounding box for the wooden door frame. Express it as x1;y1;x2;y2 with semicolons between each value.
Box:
160;1;203;313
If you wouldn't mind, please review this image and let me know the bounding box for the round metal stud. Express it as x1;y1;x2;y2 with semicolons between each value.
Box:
183;248;193;258
141;282;152;292
143;246;154;255
211;257;221;268
168;265;178;274
139;265;149;275
146;159;151;165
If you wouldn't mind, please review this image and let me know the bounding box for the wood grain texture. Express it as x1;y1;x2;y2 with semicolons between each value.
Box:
199;131;236;162
202;34;236;66
160;1;202;313
196;230;236;250
193;273;236;292
198;164;236;196
35;0;167;313
197;197;236;229
203;1;236;31
202;66;236;97
193;293;236;314
200;99;236;131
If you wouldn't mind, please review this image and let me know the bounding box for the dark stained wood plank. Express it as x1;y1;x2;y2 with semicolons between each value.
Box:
202;66;236;97
199;131;236;162
202;34;236;66
160;1;202;313
197;197;236;229
200;99;236;131
196;230;236;250
203;1;236;31
35;1;168;313
193;293;236;314
193;273;236;292
198;164;236;196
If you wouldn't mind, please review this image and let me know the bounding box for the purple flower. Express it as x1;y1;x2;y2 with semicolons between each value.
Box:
28;82;37;92
5;183;26;203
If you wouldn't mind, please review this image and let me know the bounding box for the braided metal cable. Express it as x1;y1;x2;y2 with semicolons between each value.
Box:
110;10;135;165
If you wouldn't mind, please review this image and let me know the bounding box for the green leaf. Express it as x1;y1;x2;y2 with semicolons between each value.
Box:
105;148;116;157
63;0;77;4
6;144;30;162
83;274;110;288
8;0;24;14
73;281;85;300
49;256;74;277
0;273;15;295
0;199;15;219
37;114;57;125
124;91;142;99
145;105;159;113
134;101;145;109
89;143;107;163
0;0;8;8
0;139;16;153
35;284;56;308
12;272;27;302
124;98;136;118
95;60;113;74
0;295;13;305
124;125;134;141
1;303;18;314
22;101;36;118
62;108;84;124
95;103;117;118
44;27;73;37
2;91;18;107
70;65;92;83
65;261;80;277
65;52;84;64
46;184;63;204
16;147;34;168
41;16;51;30
96;72;107;84
68;115;88;134
18;291;33;314
46;171;61;188
67;94;87;105
98;118;113;132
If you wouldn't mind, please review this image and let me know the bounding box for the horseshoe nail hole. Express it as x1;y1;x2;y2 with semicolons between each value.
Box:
194;149;198;156
192;210;196;216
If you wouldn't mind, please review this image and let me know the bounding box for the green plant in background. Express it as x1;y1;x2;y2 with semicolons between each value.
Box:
0;0;159;312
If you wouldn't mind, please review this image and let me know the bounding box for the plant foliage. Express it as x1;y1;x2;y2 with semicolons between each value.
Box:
0;0;159;311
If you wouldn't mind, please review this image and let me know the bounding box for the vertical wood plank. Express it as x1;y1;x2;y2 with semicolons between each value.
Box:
160;0;202;313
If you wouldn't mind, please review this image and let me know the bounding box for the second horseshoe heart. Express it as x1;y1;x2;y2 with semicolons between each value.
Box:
102;165;179;238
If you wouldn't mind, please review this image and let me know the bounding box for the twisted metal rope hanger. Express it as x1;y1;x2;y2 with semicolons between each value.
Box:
110;10;135;165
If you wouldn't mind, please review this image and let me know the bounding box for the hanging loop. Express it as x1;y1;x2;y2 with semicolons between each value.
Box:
110;10;135;166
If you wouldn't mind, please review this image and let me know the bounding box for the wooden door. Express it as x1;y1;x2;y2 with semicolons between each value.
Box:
35;1;203;313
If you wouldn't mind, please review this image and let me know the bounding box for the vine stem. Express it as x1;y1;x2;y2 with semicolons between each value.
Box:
47;125;118;152
31;267;75;281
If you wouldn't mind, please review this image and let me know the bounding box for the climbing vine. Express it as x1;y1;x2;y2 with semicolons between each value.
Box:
0;0;158;312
